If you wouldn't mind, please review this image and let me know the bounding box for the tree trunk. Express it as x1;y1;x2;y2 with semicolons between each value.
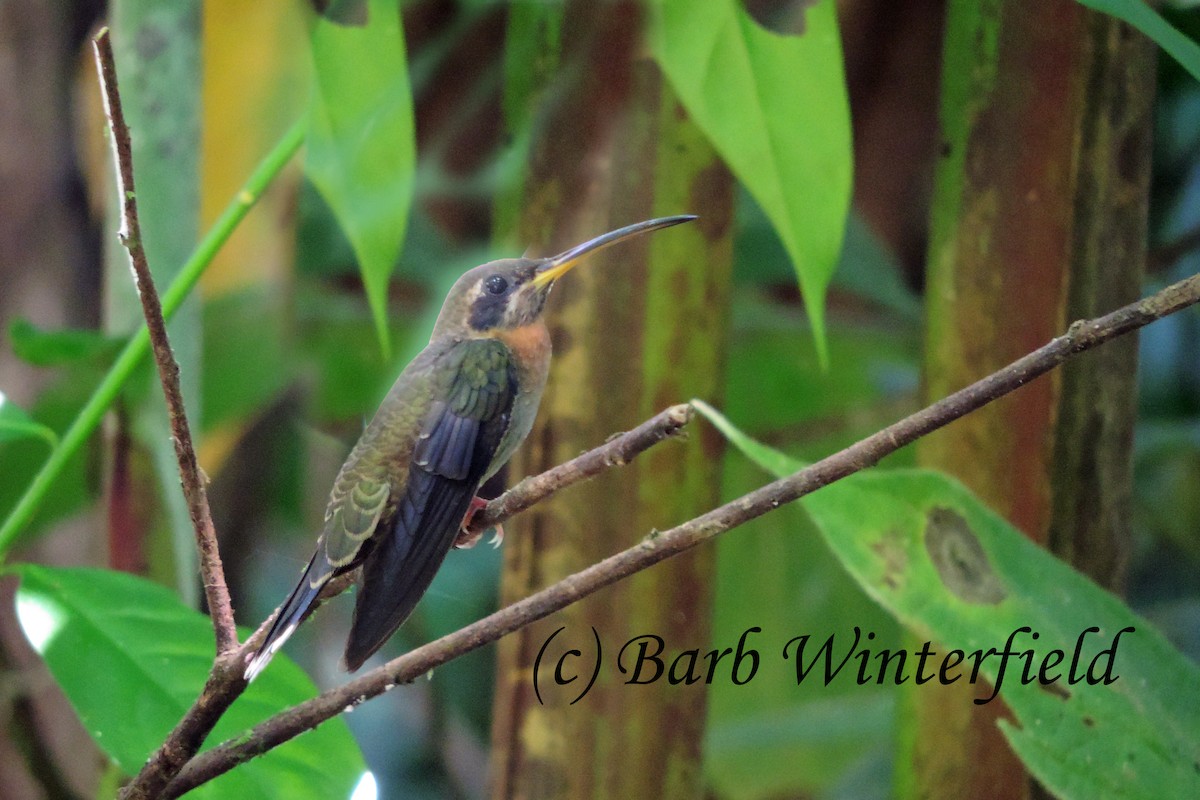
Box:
488;3;734;797
904;3;1155;798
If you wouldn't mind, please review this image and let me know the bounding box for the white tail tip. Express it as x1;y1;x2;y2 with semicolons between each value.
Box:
243;621;298;683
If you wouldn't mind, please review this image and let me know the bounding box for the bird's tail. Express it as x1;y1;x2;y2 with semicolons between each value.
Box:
244;553;330;682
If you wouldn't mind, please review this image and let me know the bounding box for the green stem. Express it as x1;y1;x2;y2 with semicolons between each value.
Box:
0;119;305;558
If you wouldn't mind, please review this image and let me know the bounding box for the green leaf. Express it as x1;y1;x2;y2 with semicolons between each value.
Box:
0;391;57;449
649;0;852;365
1078;0;1200;84
806;472;1200;799
0;364;105;547
8;319;120;367
306;0;416;359
13;565;366;800
698;403;1200;799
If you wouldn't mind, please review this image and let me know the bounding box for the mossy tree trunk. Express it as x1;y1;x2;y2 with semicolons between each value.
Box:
488;3;734;797
905;2;1155;797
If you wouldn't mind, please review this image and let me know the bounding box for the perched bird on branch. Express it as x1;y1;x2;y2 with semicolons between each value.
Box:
245;215;696;680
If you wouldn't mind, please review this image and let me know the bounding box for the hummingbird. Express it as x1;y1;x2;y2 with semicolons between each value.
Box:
245;215;696;680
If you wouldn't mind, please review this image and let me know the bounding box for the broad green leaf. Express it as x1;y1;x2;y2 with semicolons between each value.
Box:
8;320;119;367
807;472;1200;799
13;565;365;800
649;0;852;365
306;0;416;358
697;403;1200;799
1079;0;1200;83
0;391;56;449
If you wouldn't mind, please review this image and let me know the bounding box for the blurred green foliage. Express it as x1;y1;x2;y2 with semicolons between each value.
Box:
0;1;1199;799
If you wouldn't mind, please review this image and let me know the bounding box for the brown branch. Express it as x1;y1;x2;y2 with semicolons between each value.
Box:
93;27;237;654
119;402;695;799
162;273;1200;797
468;403;694;533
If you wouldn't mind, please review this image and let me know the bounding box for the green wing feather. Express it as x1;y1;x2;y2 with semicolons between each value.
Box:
343;337;517;669
247;338;516;680
323;476;390;566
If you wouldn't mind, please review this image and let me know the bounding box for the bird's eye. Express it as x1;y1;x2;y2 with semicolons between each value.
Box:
484;275;509;295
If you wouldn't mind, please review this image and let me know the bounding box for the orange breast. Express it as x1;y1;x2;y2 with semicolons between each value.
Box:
496;322;551;365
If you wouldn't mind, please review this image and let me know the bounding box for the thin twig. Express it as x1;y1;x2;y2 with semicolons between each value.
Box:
162;274;1200;797
93;28;237;654
468;403;694;533
120;402;695;799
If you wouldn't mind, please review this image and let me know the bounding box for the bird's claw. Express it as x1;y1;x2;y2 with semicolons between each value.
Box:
455;496;503;550
453;526;481;549
453;521;504;550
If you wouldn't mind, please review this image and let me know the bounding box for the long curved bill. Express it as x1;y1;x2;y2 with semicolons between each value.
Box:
532;214;697;288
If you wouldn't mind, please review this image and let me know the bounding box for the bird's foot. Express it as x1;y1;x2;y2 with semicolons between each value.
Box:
455;496;504;550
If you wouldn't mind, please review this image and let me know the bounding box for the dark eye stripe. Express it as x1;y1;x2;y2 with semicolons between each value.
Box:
469;289;507;330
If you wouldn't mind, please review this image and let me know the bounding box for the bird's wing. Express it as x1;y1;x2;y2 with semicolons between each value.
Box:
245;342;474;682
343;337;516;671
